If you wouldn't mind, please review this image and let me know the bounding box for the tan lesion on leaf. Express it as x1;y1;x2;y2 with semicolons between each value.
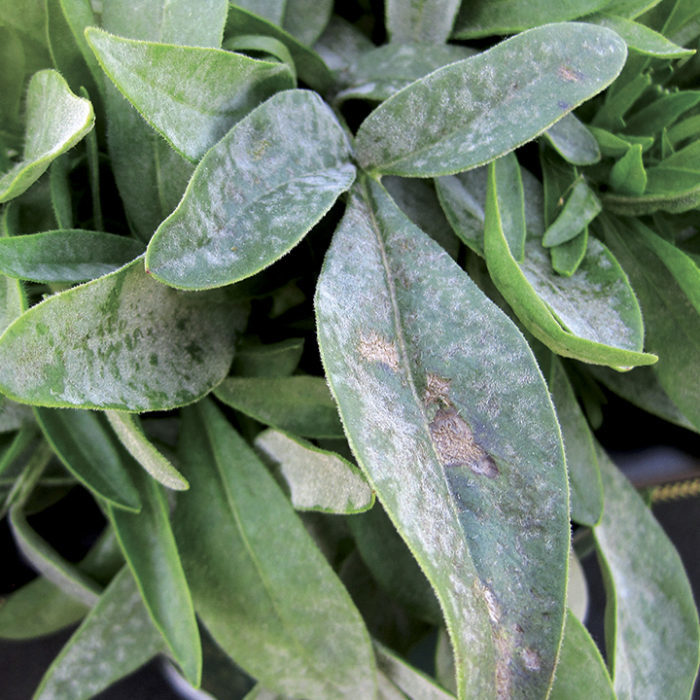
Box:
429;405;499;478
357;331;399;370
558;65;582;82
423;372;451;406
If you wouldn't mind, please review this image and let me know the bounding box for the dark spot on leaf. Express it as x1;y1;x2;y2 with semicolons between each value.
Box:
429;406;498;477
557;100;570;110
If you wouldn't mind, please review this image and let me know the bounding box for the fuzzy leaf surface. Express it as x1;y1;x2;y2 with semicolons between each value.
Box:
173;399;377;699
146;90;354;289
316;180;569;699
86;28;294;161
593;446;700;699
107;462;201;685
543;113;601;166
254;429;374;513
355;23;626;177
0;70;94;204
214;375;344;438
33;567;166;700
0;230;144;283
0;258;247;411
385;0;461;44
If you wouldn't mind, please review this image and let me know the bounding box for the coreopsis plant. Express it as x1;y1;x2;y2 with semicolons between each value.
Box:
0;0;699;698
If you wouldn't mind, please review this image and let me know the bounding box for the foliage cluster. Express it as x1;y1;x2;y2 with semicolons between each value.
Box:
0;0;699;698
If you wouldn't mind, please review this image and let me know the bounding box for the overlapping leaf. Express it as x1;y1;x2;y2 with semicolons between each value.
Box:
0;258;247;410
146;89;355;289
316;179;569;699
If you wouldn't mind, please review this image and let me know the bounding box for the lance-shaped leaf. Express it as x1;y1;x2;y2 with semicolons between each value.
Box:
86;28;294;162
543;113;601;166
254;429;374;513
232;337;304;377
146;89;355;290
316;179;570;699
452;0;610;38
551;229;589;277
35;407;141;511
593;445;700;699
214;376;344;438
483;163;657;369
0;70;94;204
586;14;696;57
600;217;700;430
385;0;461;44
0;257;247;411
225;5;333;91
33;567;167;700
105;410;188;490
542;180;601;247
355;23;626;177
0;230;144;283
107;460;201;685
313;15;374;73
173;399;377;698
282;0;333;47
549;610;615;700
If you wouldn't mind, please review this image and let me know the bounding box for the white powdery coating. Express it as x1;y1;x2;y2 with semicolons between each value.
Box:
35;570;164;700
254;429;373;512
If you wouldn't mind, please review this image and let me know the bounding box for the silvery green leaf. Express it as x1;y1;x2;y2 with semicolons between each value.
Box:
33;567;167;700
282;0;333;46
593;445;700;699
0;70;94;204
254;428;373;513
385;0;461;44
146;90;355;290
355;24;627;177
313;15;374;73
86;28;294;162
316;179;569;699
542;180;601;247
543;113;601;166
567;551;589;623
0;258;247;411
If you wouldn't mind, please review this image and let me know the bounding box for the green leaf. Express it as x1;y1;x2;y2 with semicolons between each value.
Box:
668;113;700;147
107;461;201;685
86;28;294;162
33;567;167;700
549;609;615;700
49;156;73;230
254;428;374;513
543;113;601;166
542;180;601;247
586;13;696;57
609;143;647;195
35;407;141;511
374;641;456;699
600;217;700;429
173;399;377;698
225;5;333;91
0;70;94;204
602;0;661;18
624;90;700;136
316;179;570;699
312;15;374;73
0;230;145;282
355;23;627;177
282;0;333;46
483;163;657;369
101;0;226;241
233;0;284;26
385;0;461;44
0;0;49;50
232;337;304;377
105;410;188;490
592;71;652;130
336;43;474;104
146;89;354;290
348;503;443;625
0;257;247;411
223;33;297;81
452;0;610;38
214;375;344;438
9;504;102;606
567;551;589;622
589;124;651;157
0;26;26;126
492;153;526;261
593;445;700;699
544;354;603;526
550;228;589;277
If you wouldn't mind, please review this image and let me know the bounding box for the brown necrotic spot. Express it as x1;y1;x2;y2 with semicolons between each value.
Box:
429;406;499;477
521;647;541;672
357;331;399;370
423;372;451;405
